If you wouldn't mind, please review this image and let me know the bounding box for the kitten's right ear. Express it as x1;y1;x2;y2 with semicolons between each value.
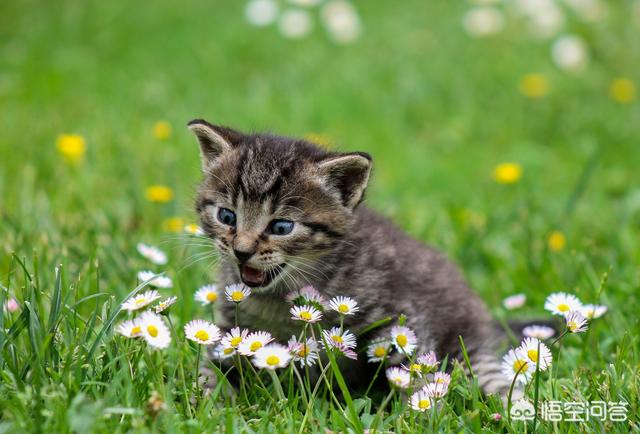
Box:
187;119;240;169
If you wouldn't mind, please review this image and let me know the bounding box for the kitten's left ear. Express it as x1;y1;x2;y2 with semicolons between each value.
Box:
318;152;372;209
187;119;241;170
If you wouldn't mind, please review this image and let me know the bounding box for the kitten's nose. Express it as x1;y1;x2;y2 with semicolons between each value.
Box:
233;248;254;263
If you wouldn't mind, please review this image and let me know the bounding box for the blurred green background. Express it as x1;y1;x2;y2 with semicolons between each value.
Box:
1;0;639;303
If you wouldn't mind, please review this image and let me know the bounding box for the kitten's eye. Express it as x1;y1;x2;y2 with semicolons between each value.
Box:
217;208;236;226
269;219;294;236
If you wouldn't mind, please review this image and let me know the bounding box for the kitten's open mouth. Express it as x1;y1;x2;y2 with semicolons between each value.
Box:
240;264;285;288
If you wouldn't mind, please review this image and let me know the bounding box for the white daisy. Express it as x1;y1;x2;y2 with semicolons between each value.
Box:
238;331;274;356
522;325;556;340
386;366;411;389
137;270;173;289
278;9;313;39
290;305;323;323
288;336;319;367
320;0;362;44
154;296;177;313
551;35;589;73
424;372;451;398
116;319;142;338
139;311;171;349
220;327;249;350
224;284;251;303
565;311;588;333
462;7;505;37
409;389;433;412
245;0;279;27
544;292;582;316
322;327;357;350
184;320;221;345
501;348;531;384
184;223;204;236
328;296;359;315
417;351;439;370
517;337;552;371
121;290;161;312
286;285;327;307
195;284;219;305
503;294;526;310
136;243;168;265
253;343;292;370
390;325;418;355
211;343;236;360
580;304;607;319
366;338;391;363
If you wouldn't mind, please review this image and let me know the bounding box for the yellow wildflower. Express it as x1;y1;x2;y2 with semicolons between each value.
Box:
145;185;174;203
548;230;566;252
519;73;549;99
609;78;636;104
56;134;86;163
162;217;184;232
153;121;172;140
493;163;522;184
304;133;332;148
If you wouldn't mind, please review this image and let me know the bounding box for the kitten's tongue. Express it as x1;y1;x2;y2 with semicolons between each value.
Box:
241;265;265;286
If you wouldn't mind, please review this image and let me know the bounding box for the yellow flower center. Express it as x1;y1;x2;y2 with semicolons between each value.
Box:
610;78;636;104
223;347;234;355
567;321;577;332
297;345;309;357
206;292;217;302
231;291;244;302
300;311;312;321
153;121;172;140
493;163;522;184
162;217;184;233
418;399;431;410
131;326;141;335
519;73;549;99
185;223;199;234
436;377;445;384
338;304;349;313
374;347;386;358
513;359;529;373
558;303;570;312
527;349;539;363
410;363;422;372
396;334;408;347
548;231;566;252
135;298;147;305
194;330;209;341
250;341;263;352
56;134;86;163
230;336;242;347
266;355;280;366
331;335;343;344
147;325;158;338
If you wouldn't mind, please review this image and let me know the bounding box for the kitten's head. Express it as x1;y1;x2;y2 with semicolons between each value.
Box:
188;119;372;290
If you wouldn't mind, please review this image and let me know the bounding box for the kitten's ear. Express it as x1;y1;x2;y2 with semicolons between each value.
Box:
187;119;241;169
318;152;372;209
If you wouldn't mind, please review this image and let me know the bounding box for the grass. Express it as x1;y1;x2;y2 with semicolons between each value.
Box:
1;0;639;432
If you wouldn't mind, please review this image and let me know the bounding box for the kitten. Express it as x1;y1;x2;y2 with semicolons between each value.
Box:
189;119;515;396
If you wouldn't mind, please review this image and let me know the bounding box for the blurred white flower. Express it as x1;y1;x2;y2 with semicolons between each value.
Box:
409;389;432;412
286;285;327;307
580;304;607;319
137;243;168;265
116;319;142;338
288;335;319;366
503;293;526;310
195;284;219;305
154;296;177;313
462;7;505;37
278;9;313;39
245;0;279;27
253;343;292;369
386;366;411;389
390;325;418;355
321;1;362;44
367;338;391;363
551;35;589;72
122;290;161;311
139;311;171;349
137;270;173;289
289;0;322;6
565;310;588;333
184;223;204;236
565;0;606;22
424;372;451;397
514;0;564;39
544;292;582;316
522;324;555;339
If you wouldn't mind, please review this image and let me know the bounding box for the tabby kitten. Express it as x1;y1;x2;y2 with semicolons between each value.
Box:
189;119;514;396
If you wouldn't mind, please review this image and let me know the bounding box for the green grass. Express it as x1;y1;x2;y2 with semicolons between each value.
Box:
1;0;639;432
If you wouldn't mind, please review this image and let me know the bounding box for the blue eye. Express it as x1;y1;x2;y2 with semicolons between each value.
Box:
217;208;236;226
270;219;294;236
